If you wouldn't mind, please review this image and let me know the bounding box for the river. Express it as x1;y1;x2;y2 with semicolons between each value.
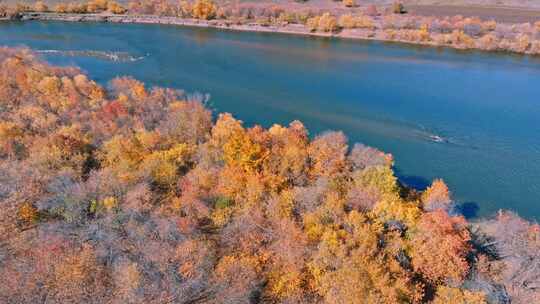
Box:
1;20;539;219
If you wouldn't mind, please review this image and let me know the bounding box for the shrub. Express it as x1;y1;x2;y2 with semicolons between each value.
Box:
462;18;484;37
55;3;68;13
530;40;540;54
15;2;31;13
451;30;475;48
338;14;356;29
319;13;338;32
215;196;233;209
482;20;497;32
392;1;405;14
66;3;88;14
18;202;40;224
278;12;296;24
513;33;531;53
34;1;49;12
191;0;216;20
306;15;320;32
107;1;127;14
343;0;356;8
478;33;499;51
419;23;430;41
365;4;378;16
178;0;192;17
356;15;374;29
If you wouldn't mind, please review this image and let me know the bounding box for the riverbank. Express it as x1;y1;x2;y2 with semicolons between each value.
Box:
9;12;540;56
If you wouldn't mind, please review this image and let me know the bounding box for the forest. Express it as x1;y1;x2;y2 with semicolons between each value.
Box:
0;47;539;303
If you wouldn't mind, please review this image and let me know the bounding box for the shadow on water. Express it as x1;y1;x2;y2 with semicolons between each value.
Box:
394;167;480;220
394;167;431;191
454;202;480;219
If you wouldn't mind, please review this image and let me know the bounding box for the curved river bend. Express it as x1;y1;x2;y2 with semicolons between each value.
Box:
1;21;539;219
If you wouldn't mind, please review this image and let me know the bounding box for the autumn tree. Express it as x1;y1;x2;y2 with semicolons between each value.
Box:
307;13;339;33
343;0;356;8
191;0;217;20
308;131;348;177
34;1;48;12
433;286;487;304
422;179;452;212
392;1;405;14
410;210;471;284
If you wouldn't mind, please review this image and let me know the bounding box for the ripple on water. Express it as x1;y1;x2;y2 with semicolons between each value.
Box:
35;49;147;62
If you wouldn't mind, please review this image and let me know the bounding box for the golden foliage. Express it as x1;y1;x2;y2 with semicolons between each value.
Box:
422;178;452;211
191;0;216;20
354;165;399;199
343;0;356;8
373;197;422;227
451;30;475;48
18;202;40;223
433;286;487;304
419;23;430;41
307;13;338;33
34;1;48;12
356;15;375;29
392;1;405;14
338;14;356;29
222;128;267;173
308;211;423;303
107;1;127;14
267;269;304;299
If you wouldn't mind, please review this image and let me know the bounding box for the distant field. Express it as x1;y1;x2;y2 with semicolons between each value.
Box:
408;4;540;23
407;0;540;9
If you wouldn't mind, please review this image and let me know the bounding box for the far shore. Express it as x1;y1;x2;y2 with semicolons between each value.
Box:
4;12;540;56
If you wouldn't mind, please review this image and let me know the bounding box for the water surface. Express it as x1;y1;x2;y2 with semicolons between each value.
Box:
1;21;539;219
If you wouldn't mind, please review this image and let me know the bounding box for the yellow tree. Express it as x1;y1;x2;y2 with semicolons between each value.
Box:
191;0;217;20
422;179;452;211
343;0;356;8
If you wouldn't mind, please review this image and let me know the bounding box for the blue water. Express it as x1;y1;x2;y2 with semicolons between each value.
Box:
1;21;539;219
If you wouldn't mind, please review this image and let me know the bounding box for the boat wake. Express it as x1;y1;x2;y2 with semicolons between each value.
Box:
36;49;147;62
412;125;479;150
427;134;448;144
412;125;452;145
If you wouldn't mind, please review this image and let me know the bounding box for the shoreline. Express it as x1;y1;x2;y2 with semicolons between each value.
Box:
5;12;539;56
